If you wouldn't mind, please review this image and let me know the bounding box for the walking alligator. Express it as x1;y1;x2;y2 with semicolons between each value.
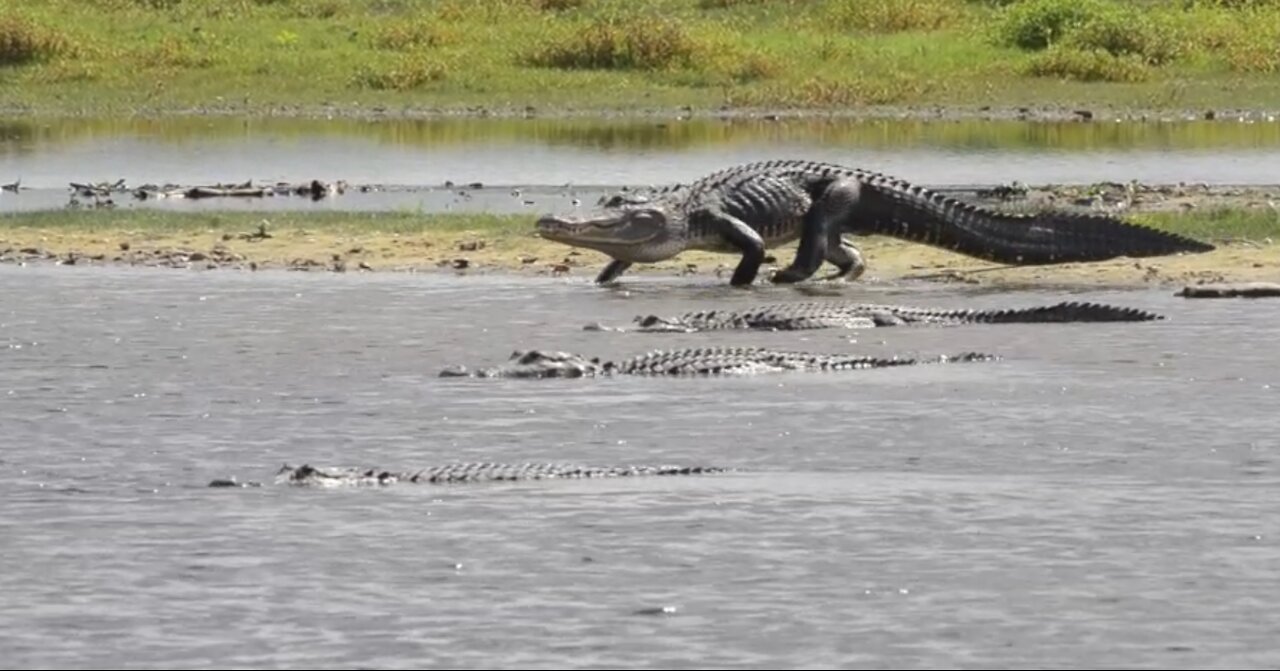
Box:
588;299;1163;333
209;463;730;488
438;346;997;379
536;160;1215;286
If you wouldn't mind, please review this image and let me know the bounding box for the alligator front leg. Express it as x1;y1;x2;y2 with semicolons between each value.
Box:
705;210;766;287
595;259;633;284
773;179;863;284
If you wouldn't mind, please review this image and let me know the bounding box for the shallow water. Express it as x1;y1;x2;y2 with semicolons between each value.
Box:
2;264;1279;669
3;115;1280;214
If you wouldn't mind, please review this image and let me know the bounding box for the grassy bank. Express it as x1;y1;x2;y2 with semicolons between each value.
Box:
2;207;1277;287
2;0;1280;116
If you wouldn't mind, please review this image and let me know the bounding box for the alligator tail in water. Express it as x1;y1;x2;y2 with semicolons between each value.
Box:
609;300;1163;332
209;463;730;487
536;160;1215;286
438;346;998;379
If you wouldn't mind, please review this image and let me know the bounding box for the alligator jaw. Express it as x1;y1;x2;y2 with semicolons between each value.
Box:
536;208;682;263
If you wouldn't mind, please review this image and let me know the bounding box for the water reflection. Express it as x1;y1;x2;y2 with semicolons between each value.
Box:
4;115;1279;155
2;115;1279;213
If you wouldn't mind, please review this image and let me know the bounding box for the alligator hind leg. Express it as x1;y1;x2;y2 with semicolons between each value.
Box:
773;179;863;284
595;259;633;284
821;236;866;281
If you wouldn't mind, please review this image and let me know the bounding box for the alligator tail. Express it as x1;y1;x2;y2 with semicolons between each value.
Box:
962;301;1164;323
855;179;1215;264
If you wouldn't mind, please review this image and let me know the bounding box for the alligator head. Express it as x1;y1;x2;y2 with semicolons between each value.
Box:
439;349;608;379
536;192;686;263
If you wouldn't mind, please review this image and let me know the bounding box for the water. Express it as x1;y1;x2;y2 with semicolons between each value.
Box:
3;116;1280;214
2;264;1279;669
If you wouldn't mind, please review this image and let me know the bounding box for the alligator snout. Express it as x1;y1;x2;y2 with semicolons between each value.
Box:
536;215;581;235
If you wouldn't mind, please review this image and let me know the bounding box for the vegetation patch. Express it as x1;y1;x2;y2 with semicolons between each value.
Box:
0;13;72;65
826;0;965;33
728;73;937;107
526;16;699;71
6;0;1280;114
374;19;453;51
352;53;449;90
1023;47;1151;82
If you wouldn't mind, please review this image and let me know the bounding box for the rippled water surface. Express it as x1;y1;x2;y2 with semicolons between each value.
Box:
3;115;1280;213
2;264;1279;669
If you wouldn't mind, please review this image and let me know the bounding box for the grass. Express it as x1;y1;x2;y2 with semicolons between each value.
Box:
1;0;1279;115
4;204;1276;241
1133;207;1280;242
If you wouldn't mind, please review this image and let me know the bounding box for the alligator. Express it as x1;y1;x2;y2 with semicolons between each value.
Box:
209;463;729;488
437;346;997;379
587;299;1163;333
535;160;1215;286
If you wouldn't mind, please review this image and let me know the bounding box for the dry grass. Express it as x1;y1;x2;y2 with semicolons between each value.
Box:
526;16;700;71
826;0;967;33
0;13;72;65
352;53;449;90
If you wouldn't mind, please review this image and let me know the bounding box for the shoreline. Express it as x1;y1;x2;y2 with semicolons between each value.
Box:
3;102;1278;125
4;181;1277;291
2;229;1274;292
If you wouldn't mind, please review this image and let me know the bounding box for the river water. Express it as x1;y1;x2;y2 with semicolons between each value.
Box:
2;264;1278;669
3;116;1280;214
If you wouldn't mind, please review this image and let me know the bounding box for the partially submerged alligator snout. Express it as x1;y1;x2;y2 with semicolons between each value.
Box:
210;462;731;488
439;346;999;379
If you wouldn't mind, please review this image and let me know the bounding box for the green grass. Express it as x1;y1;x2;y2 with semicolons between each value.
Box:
4;206;1276;242
1;0;1279;115
1132;207;1280;242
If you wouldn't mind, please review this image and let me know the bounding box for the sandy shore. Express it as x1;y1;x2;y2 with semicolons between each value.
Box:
2;225;1275;290
3;179;1277;289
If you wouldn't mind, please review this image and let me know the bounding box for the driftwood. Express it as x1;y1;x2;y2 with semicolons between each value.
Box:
1179;282;1280;298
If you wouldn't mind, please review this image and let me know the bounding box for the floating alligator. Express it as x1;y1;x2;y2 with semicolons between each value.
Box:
536;160;1215;287
438;346;997;379
209;462;729;487
588;300;1163;333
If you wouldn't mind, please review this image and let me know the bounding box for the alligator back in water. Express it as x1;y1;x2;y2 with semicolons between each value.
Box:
209;463;730;487
537;160;1215;286
438;346;998;379
610;300;1163;333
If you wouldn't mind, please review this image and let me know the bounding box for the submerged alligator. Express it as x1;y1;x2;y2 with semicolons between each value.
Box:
210;462;729;487
536;160;1215;287
589;300;1163;333
438;346;997;379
